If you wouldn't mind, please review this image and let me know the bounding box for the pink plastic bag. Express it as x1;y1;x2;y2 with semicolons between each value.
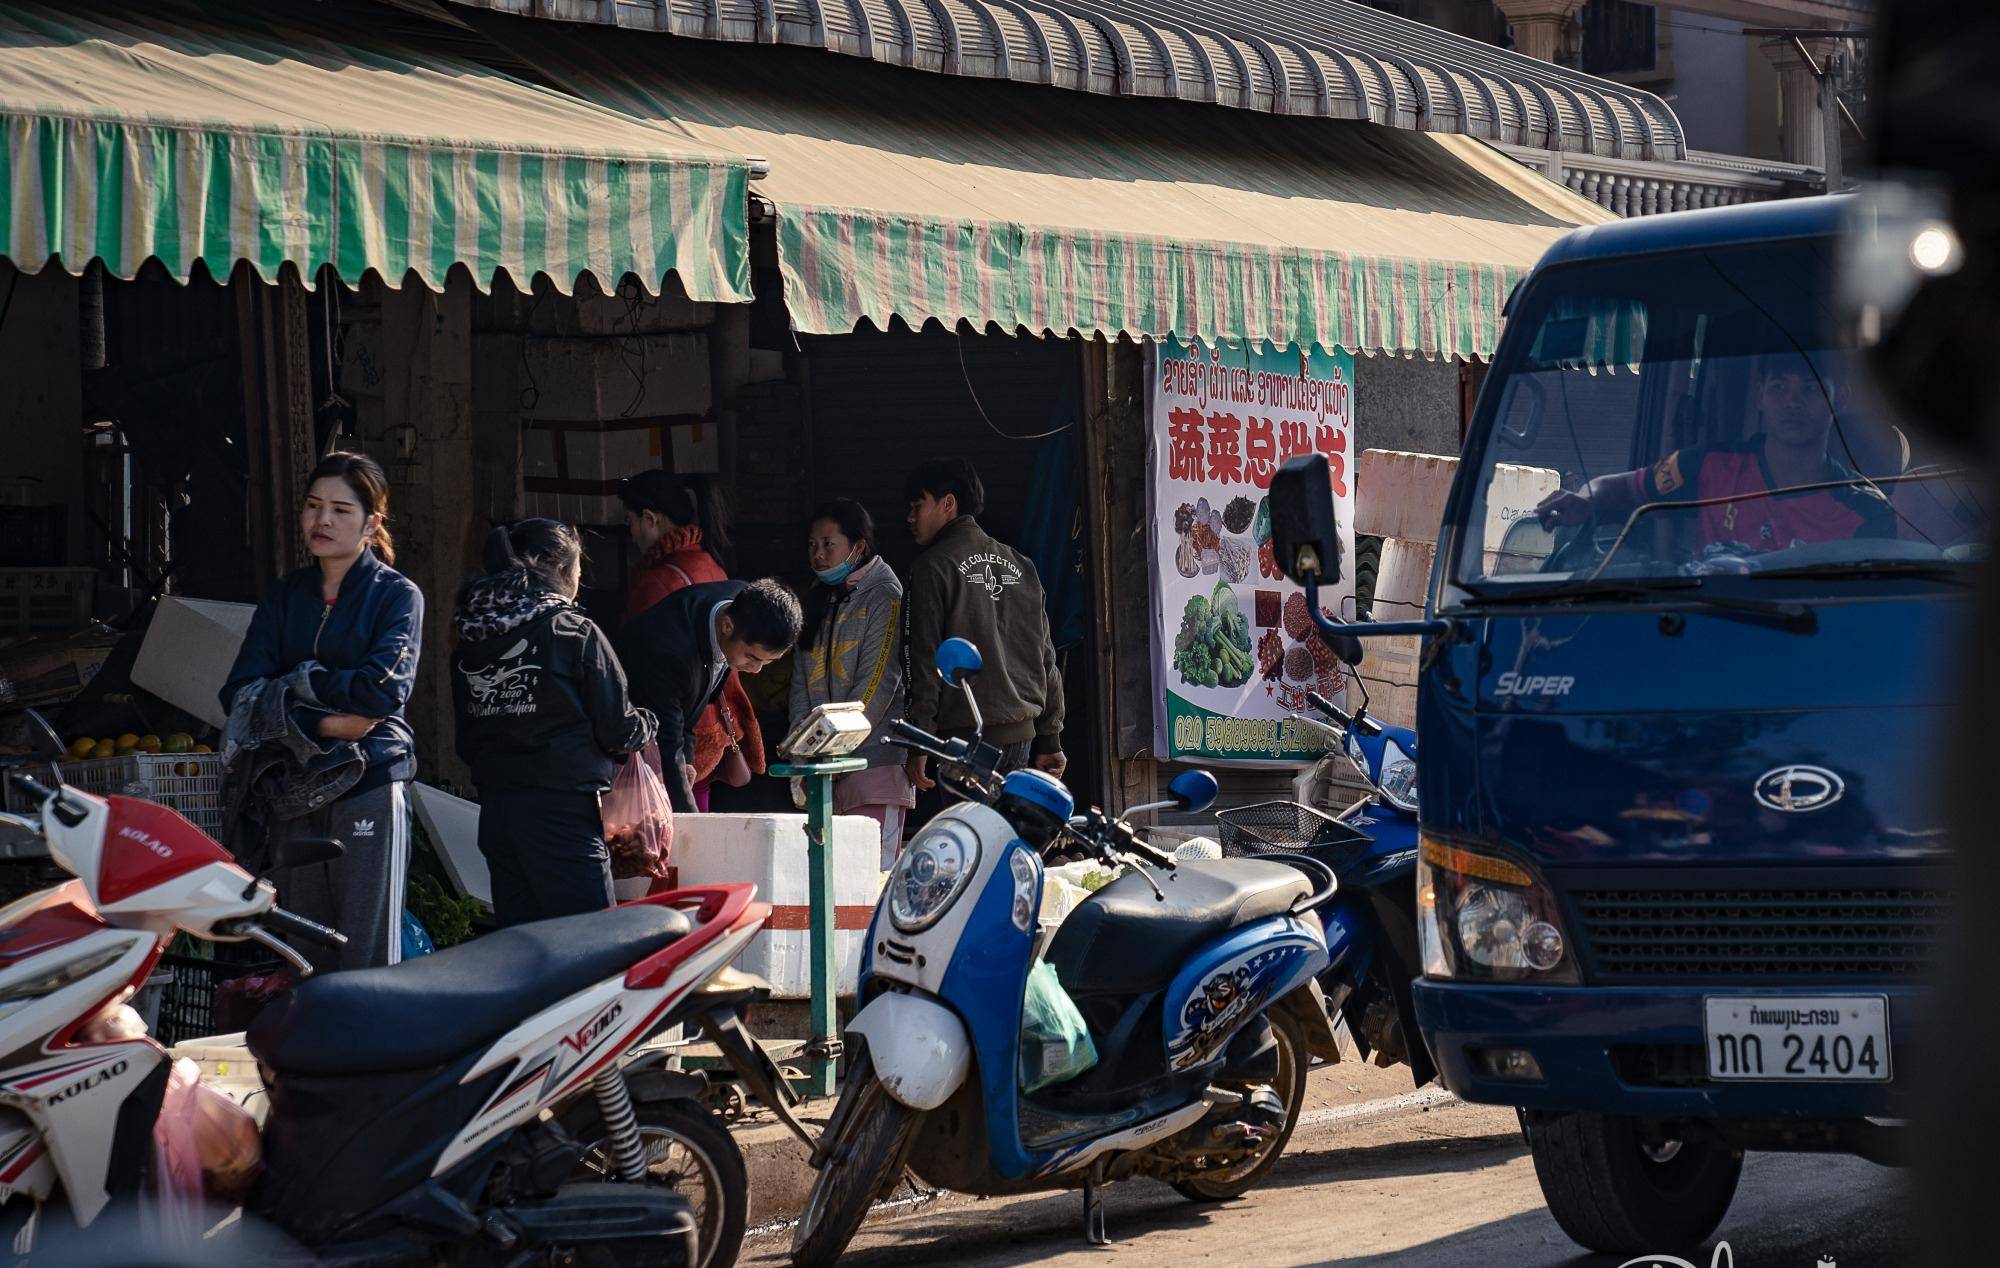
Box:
604;741;675;881
147;1057;263;1240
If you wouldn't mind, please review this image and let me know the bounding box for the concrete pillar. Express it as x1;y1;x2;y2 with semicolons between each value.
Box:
1495;0;1585;64
1760;36;1836;169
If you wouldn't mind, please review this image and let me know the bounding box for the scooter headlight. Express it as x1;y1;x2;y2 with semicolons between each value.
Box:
1377;741;1419;813
889;823;981;933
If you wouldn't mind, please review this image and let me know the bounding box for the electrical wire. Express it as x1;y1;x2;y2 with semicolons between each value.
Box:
0;267;18;342
956;325;1072;440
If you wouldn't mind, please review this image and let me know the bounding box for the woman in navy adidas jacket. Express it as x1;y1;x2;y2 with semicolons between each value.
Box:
221;452;423;971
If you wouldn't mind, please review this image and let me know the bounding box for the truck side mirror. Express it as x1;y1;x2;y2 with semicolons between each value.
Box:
1269;454;1343;587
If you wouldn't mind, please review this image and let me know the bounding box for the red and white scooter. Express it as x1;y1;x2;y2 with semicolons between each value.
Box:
0;731;808;1267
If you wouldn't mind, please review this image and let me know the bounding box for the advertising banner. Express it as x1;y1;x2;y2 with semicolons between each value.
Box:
1149;340;1357;764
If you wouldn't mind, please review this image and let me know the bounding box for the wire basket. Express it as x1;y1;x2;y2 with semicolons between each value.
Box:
1214;800;1373;874
4;752;226;837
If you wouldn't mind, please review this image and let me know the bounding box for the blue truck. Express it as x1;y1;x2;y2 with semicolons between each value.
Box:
1268;196;1980;1255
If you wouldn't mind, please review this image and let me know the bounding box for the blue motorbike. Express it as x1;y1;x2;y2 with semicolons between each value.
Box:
1215;686;1432;1085
790;639;1341;1266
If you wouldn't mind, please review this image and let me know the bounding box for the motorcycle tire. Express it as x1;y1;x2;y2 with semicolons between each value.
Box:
567;1097;748;1268
789;1053;917;1268
1525;1111;1742;1256
1173;1009;1310;1203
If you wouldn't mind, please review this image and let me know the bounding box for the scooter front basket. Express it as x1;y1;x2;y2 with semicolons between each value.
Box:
1215;800;1372;875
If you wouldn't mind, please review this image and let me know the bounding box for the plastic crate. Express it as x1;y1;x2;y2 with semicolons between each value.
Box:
1214;800;1373;874
4;752;226;837
152;950;283;1047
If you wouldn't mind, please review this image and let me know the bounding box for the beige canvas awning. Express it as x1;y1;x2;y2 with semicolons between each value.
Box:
476;22;1612;358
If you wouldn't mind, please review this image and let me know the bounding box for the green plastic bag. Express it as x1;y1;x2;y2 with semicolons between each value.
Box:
1019;960;1098;1092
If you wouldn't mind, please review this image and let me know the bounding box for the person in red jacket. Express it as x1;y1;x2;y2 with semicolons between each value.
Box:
619;470;765;810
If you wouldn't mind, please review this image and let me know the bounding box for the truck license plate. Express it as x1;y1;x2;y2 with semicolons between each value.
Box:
1703;996;1891;1082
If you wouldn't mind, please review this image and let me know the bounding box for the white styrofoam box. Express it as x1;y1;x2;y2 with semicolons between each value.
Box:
671;813;885;999
1360;537;1431;723
1370;537;1437;626
410;783;492;910
1356;450;1457;543
1486;462;1563;550
1355;451;1563;550
130;596;256;728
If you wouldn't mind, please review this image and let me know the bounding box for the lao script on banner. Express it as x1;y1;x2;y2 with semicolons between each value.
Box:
1148;340;1357;765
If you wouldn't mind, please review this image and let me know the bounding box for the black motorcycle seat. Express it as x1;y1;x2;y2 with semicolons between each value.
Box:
1044;859;1310;997
247;904;691;1076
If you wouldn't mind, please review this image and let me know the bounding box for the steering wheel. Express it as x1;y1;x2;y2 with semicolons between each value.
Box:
1542;502;1609;575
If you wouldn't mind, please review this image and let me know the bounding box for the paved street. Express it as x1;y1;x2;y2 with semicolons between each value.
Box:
742;1070;1912;1268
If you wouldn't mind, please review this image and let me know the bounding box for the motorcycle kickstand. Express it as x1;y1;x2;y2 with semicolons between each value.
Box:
1082;1158;1111;1246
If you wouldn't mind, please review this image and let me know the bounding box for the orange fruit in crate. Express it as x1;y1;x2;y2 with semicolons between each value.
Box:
193;744;213;754
163;733;194;754
114;733;140;754
67;737;94;759
89;740;117;760
137;735;162;754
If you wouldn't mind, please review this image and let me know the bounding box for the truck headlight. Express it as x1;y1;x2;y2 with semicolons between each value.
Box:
1417;837;1574;983
889;823;981;933
1377;741;1419;813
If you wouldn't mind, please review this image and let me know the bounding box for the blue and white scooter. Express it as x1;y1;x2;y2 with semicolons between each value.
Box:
790;639;1341;1267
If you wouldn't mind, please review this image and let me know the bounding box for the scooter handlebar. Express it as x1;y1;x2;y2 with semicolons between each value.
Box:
6;771;54;804
1303;691;1351;727
263;906;349;948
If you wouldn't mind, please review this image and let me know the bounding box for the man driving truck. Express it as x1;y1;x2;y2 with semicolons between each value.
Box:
1535;360;1896;555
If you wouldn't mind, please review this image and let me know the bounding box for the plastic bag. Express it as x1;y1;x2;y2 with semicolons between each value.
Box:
213;967;297;1035
1019;960;1098;1093
604;741;674;880
147;1058;262;1240
402;909;435;958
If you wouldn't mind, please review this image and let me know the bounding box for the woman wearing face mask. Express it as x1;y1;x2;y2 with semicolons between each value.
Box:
617;469;765;809
452;520;657;927
221;452;423;971
787;499;914;869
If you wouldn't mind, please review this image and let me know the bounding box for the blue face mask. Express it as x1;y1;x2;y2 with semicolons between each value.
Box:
815;549;860;586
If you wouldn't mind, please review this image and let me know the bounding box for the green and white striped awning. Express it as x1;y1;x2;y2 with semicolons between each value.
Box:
472;25;1613;360
0;1;751;301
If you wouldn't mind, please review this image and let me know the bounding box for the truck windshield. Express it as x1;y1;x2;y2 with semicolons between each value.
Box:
1452;237;1987;598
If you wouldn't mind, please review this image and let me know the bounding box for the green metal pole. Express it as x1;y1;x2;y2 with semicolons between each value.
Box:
803;769;839;1099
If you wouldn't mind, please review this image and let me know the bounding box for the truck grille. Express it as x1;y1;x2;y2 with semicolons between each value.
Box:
1568;882;1949;983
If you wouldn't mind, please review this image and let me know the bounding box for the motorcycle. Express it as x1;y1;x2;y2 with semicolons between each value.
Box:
788;638;1342;1266
1215;685;1431;1085
0;711;807;1268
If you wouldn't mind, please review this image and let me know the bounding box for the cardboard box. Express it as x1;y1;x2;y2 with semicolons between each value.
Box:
130;597;256;729
0;567;94;638
0;630;117;708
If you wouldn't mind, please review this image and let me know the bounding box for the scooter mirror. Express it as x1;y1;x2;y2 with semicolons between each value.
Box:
935;638;983;687
1269;455;1343;587
1167;769;1220;815
8;707;65;762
